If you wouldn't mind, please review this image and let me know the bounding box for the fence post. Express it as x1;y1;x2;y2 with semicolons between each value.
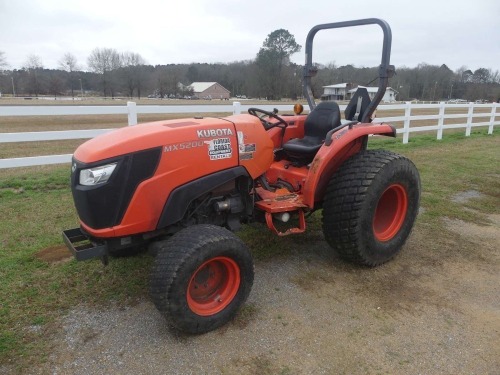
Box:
233;101;241;115
465;102;474;136
127;101;137;126
488;103;497;135
437;101;445;140
402;101;411;144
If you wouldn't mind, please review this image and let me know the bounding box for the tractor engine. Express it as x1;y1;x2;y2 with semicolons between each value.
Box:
180;178;253;231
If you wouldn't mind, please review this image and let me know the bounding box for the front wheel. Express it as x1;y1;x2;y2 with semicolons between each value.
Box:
322;150;421;266
150;224;254;333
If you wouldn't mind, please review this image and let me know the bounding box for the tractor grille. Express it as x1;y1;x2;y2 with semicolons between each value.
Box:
71;147;162;230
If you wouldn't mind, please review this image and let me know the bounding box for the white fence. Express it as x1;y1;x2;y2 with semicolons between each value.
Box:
0;101;498;169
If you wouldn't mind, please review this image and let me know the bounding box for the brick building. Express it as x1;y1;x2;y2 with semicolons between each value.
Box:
190;82;231;100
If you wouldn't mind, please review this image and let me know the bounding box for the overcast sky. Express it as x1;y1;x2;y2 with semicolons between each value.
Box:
1;0;499;72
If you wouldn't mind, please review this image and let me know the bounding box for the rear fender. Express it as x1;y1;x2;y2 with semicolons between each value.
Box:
303;123;395;207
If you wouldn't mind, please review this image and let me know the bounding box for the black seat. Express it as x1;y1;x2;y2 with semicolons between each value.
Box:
283;101;341;163
344;87;371;122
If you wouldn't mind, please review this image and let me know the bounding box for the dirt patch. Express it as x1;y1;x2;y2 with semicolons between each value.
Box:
443;213;500;244
450;189;484;203
35;245;72;264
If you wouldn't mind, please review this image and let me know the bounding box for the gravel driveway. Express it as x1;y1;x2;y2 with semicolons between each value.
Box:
25;211;500;375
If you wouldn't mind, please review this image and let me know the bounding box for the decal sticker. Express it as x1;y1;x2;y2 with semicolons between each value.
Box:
243;144;256;152
237;131;256;154
240;152;254;160
206;137;232;160
334;129;348;140
164;140;204;152
197;128;234;138
237;131;245;153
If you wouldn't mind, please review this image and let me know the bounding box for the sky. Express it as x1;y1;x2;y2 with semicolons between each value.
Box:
1;0;499;73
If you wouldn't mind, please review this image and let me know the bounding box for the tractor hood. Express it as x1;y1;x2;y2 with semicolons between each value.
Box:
74;117;240;164
69;114;274;237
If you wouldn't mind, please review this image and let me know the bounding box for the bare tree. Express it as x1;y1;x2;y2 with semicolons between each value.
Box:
59;53;79;99
120;52;146;98
489;69;500;85
121;52;145;67
87;48;121;97
24;54;43;97
48;73;64;99
0;51;8;72
153;65;181;98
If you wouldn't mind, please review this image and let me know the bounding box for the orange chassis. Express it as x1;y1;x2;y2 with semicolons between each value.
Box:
254;115;395;235
73;113;395;239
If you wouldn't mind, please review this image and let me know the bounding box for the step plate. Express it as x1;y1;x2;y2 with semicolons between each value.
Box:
255;187;308;213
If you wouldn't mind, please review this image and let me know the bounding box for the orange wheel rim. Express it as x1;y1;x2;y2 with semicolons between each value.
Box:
373;184;408;242
187;257;240;316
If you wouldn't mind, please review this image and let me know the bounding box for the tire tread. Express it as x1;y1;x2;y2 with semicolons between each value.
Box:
150;224;253;333
322;150;420;266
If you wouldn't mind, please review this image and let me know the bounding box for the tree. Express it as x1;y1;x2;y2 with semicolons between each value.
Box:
187;65;200;83
472;68;490;84
59;53;79;99
0;51;8;72
87;48;121;97
255;29;301;99
120;52;146;98
461;69;474;83
48;73;64;99
24;54;44;97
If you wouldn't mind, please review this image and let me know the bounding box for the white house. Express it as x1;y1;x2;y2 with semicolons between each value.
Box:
322;83;353;101
348;86;399;102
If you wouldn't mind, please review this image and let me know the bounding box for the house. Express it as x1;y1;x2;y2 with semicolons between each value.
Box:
190;82;231;100
348;86;399;102
322;83;353;101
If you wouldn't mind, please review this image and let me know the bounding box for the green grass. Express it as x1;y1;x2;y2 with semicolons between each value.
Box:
0;130;498;369
369;130;500;224
0;166;153;369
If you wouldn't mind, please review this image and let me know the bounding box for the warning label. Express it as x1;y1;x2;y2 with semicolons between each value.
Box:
243;143;256;152
207;137;232;160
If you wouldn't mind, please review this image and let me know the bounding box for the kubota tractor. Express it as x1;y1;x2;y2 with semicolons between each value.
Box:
63;19;420;333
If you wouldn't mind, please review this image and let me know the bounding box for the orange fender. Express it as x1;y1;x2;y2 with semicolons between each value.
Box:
302;123;396;207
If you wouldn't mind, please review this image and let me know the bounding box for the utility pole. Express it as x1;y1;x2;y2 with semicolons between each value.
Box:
79;79;84;100
11;76;16;97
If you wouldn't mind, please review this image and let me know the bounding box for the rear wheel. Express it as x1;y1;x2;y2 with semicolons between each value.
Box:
150;224;254;333
322;150;420;266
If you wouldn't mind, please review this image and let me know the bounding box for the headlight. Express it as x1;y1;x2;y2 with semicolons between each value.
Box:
79;163;117;186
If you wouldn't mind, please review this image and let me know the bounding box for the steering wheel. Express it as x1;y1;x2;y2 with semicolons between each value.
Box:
248;108;288;129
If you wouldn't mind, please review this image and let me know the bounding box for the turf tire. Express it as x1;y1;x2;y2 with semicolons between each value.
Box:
150;224;254;334
322;150;420;266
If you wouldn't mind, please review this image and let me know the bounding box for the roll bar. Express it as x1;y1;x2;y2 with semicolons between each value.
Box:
303;18;395;123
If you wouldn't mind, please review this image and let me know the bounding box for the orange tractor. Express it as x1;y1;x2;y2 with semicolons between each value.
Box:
63;18;420;333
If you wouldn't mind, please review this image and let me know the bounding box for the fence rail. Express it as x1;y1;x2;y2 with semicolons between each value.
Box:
0;101;498;169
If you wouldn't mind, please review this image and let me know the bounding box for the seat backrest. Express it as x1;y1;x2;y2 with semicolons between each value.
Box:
345;87;371;122
305;101;341;139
